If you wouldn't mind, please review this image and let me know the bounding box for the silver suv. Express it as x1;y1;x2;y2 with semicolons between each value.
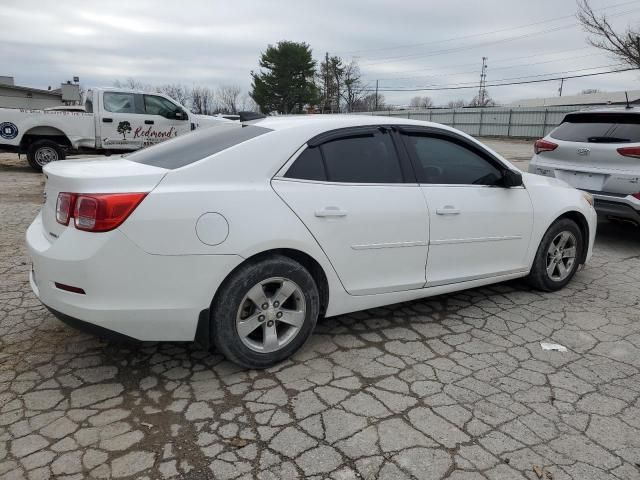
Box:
529;107;640;225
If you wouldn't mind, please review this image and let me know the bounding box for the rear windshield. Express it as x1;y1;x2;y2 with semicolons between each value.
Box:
127;124;272;169
550;112;640;143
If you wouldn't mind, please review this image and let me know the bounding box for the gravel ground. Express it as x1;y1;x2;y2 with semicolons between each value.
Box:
1;141;640;480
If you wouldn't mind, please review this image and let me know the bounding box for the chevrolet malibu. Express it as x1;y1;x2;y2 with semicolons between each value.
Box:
27;116;597;368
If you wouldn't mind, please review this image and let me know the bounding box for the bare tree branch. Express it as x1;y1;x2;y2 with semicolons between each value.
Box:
577;0;640;68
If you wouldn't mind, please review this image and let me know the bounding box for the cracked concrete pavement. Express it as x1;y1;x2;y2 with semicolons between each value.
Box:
1;140;640;479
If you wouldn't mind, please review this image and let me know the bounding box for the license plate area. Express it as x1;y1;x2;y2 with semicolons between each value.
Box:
555;170;605;191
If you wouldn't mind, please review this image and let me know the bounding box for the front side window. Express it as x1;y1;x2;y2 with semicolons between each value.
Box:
403;134;503;185
144;95;183;119
103;92;138;114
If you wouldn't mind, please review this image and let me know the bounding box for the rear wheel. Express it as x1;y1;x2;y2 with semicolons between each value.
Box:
211;255;320;369
27;140;65;172
527;218;583;291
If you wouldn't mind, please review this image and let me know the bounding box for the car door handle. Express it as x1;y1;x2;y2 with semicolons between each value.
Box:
145;120;154;125
102;118;113;123
315;207;347;218
435;205;461;215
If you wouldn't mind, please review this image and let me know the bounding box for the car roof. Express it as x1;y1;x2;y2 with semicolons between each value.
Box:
572;106;640;115
250;114;457;135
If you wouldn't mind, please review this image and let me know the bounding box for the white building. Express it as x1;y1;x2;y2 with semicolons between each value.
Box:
508;90;640;108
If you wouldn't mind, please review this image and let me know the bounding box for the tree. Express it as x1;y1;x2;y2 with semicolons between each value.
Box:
354;93;386;112
157;84;191;107
341;60;366;112
578;0;640;68
409;96;434;108
239;93;259;112
469;91;496;107
113;78;154;92
251;41;318;114
317;55;343;113
217;85;242;114
117;121;132;139
447;99;467;108
190;86;216;115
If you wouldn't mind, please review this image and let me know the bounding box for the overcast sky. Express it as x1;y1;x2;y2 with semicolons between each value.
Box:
2;0;640;107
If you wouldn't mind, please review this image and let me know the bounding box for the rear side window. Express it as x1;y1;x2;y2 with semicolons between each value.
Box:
285;147;326;181
104;92;138;114
128;124;272;169
550;113;640;143
285;130;404;183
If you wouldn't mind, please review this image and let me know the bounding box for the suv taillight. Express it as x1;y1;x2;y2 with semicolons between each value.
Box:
534;139;558;155
56;192;147;232
617;146;640;159
633;192;640;200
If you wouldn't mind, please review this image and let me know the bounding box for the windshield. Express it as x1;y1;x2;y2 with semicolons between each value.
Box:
550;112;640;143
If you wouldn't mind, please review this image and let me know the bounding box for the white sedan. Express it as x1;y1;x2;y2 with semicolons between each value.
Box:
27;115;597;368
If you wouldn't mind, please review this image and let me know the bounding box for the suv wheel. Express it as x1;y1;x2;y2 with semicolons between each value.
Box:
211;255;320;369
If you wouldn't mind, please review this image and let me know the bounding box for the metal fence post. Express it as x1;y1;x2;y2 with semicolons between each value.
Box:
429;109;433;122
507;109;513;137
452;109;456;128
542;108;549;137
408;111;411;119
479;109;484;136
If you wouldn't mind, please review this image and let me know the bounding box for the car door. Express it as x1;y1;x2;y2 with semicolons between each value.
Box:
399;128;533;287
98;91;146;151
141;94;191;146
272;127;430;296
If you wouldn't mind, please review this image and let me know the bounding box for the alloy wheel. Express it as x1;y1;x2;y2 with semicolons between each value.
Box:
235;277;306;353
546;231;577;281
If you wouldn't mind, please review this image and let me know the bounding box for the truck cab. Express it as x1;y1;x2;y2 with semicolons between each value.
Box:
0;87;228;171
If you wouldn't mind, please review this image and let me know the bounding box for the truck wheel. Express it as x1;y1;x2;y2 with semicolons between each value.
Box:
27;140;65;172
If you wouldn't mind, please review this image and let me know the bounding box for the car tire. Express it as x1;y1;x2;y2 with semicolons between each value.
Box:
211;255;320;369
527;218;583;292
27;140;65;172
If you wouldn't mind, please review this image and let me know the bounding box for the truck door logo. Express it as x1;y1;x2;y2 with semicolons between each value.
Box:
116;121;132;139
0;122;18;139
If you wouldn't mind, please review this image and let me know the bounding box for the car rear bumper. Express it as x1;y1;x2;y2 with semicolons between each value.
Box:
590;192;640;224
27;211;243;341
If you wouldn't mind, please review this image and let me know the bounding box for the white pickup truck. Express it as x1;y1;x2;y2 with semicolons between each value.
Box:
0;87;228;171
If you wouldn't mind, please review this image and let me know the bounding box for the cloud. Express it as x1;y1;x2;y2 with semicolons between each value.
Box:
2;0;639;106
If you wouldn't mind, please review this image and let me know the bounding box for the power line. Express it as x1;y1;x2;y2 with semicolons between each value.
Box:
337;0;640;57
368;46;595;79
371;51;607;83
378;63;629;89
365;67;638;92
358;7;640;66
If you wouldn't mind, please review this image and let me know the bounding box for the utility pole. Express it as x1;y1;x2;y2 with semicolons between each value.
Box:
478;57;488;106
375;79;379;111
558;77;565;97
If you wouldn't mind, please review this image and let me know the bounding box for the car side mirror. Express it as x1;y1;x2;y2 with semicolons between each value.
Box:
502;169;523;188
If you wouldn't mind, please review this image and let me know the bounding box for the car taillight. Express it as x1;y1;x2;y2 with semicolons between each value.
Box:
616;146;640;159
56;192;75;225
56;192;147;232
534;139;558;155
633;192;640;200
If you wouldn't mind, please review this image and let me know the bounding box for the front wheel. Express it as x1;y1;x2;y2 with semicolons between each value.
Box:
527;218;583;291
211;255;320;369
27;139;65;172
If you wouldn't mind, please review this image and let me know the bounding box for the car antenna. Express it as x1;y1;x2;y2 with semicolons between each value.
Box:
625;91;632;109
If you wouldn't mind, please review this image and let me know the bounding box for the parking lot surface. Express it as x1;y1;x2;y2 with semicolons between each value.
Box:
1;141;640;480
